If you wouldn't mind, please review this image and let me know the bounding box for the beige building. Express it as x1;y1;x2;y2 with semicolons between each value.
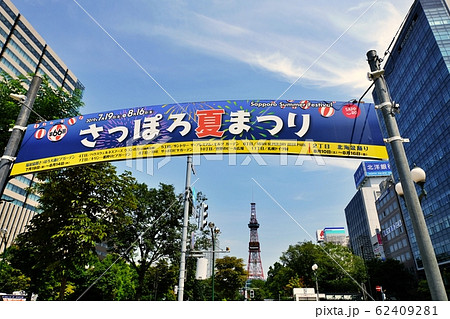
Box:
0;0;83;253
0;0;83;93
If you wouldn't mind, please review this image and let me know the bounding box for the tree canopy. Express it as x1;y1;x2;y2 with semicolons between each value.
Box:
266;241;367;300
9;163;137;300
107;181;184;300
0;72;83;152
214;256;248;300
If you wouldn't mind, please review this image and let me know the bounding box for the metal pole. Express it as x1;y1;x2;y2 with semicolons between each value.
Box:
0;228;7;273
211;227;215;301
314;271;319;301
177;155;192;301
0;75;42;196
367;50;447;301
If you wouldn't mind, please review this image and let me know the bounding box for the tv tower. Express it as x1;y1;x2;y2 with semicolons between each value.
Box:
247;202;264;280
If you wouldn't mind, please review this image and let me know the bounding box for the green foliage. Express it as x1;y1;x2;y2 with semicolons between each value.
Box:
366;258;420;300
0;72;83;151
10;163;137;300
107;182;183;300
141;260;178;301
214;256;248;300
265;262;296;300
75;254;137;301
266;241;367;300
248;278;270;301
0;248;30;294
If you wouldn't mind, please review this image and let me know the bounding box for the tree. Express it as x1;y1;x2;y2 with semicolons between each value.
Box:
315;242;367;293
214;256;247;300
366;258;418;300
143;259;178;301
265;262;296;300
274;241;367;298
74;254;137;301
107;182;183;300
0;72;83;152
279;241;321;288
10;163;137;300
0;247;30;294
248;278;270;301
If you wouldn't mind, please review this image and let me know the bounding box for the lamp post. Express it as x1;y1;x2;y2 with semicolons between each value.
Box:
0;228;7;273
367;50;447;301
395;165;427;203
177;155;193;301
209;222;220;301
312;263;319;301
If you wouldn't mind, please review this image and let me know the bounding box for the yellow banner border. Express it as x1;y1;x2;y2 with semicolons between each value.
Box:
11;140;388;176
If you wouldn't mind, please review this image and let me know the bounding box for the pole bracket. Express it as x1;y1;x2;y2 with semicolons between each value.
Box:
384;136;410;144
375;102;391;109
13;125;27;132
367;69;385;81
1;155;16;162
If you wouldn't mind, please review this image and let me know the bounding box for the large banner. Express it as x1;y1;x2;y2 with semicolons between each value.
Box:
11;100;388;176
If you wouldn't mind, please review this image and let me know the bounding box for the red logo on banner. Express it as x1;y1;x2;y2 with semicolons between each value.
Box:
300;100;310;109
319;106;335;118
342;104;361;119
47;124;68;142
68;117;77;125
34;128;46;140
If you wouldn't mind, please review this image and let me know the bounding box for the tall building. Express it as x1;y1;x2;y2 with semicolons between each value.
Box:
374;0;450;271
345;185;381;260
0;0;83;93
344;161;392;260
0;0;83;253
376;178;417;277
316;227;349;247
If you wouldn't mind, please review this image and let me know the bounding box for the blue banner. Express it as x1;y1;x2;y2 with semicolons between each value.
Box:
12;100;388;175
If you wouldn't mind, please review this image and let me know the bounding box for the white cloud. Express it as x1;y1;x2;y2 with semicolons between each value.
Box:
115;1;412;95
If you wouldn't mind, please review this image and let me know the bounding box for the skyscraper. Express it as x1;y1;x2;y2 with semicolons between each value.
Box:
376;178;417;277
345;161;392;260
345;184;381;260
0;0;84;93
374;0;450;271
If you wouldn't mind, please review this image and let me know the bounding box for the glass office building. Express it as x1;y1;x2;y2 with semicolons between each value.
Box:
374;0;450;270
345;181;383;261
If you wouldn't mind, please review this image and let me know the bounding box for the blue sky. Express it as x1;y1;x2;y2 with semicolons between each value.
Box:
13;0;412;277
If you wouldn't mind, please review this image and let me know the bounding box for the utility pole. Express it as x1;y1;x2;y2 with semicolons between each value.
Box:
0;75;42;197
366;50;447;301
177;155;193;301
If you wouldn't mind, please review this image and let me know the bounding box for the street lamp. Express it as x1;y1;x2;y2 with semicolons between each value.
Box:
395;165;427;202
0;228;7;252
209;222;220;301
367;50;447;300
312;263;319;301
0;228;8;272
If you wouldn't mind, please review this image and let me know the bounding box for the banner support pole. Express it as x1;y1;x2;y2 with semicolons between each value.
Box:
0;75;42;198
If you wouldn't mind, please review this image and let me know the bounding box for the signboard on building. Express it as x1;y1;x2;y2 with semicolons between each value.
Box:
382;220;403;237
354;161;392;189
324;227;345;236
316;229;325;242
12;100;388;176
